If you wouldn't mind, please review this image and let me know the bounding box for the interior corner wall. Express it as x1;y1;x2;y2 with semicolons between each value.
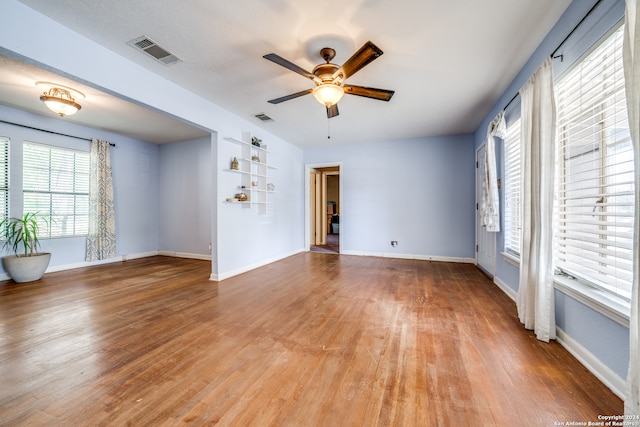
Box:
303;135;475;260
158;136;212;258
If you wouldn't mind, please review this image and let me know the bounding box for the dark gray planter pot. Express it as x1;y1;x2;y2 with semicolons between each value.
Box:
2;253;51;283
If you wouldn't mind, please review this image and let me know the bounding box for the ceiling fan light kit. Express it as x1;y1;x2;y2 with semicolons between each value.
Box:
312;83;344;106
264;41;394;118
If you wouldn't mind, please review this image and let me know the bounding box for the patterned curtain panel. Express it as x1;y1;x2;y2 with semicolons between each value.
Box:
86;139;116;261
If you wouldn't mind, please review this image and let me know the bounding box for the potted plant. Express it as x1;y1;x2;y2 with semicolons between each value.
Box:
0;212;51;283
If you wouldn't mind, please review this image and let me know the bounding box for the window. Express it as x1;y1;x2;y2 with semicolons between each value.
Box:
503;117;522;258
0;137;8;225
23;142;90;237
554;24;633;301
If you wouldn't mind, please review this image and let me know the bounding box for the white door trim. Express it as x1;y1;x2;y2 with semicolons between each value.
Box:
304;162;343;252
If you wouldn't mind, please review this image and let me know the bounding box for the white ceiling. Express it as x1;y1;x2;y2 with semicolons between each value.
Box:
4;0;572;147
0;54;210;144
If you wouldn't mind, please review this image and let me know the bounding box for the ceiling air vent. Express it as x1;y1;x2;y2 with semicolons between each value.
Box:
254;113;273;122
127;35;182;65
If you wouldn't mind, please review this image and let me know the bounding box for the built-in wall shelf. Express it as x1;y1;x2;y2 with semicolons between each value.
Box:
223;133;275;213
223;169;271;178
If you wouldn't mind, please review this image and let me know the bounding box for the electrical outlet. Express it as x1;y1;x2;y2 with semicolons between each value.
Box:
391;241;398;247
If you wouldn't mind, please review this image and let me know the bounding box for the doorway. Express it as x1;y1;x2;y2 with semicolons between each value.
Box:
306;164;342;254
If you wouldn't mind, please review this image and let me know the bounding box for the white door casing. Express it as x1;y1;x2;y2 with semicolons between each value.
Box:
304;163;343;252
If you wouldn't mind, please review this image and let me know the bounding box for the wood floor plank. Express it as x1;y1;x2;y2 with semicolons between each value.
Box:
0;254;623;426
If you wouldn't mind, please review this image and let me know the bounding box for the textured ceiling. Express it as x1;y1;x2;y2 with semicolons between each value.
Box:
4;0;572;146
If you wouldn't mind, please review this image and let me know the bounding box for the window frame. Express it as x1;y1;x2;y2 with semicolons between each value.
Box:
0;137;9;230
553;22;632;301
503;115;522;261
551;20;632;325
22;141;90;238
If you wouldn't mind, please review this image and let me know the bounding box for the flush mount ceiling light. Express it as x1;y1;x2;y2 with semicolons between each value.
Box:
36;82;84;117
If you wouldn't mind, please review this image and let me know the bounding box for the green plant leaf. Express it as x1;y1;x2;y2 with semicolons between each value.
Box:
0;212;43;257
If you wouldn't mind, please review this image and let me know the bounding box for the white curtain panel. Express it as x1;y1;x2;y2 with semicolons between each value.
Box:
86;139;116;261
624;0;640;416
516;58;557;342
481;111;507;232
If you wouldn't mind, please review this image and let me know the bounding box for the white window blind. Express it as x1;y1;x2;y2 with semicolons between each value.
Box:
503;118;521;258
23;142;89;237
554;24;633;300
0;137;9;225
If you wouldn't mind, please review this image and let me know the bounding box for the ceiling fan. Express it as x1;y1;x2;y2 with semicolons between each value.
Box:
263;41;395;119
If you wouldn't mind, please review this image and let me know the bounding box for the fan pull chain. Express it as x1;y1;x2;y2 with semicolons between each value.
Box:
327;118;331;139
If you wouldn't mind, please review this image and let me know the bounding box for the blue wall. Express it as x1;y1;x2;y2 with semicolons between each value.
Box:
304;134;475;260
158;137;213;257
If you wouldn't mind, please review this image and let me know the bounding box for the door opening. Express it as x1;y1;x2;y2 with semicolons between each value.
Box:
306;164;341;254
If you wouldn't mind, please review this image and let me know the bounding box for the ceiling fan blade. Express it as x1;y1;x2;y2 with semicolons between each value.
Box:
326;104;339;119
267;88;313;104
263;53;319;82
332;41;383;83
343;84;395;101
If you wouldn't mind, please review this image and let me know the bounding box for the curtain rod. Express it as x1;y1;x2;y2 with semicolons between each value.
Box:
0;119;116;146
502;0;605;112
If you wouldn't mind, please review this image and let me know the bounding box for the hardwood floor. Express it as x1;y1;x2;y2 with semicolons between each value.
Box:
0;254;622;426
310;233;340;254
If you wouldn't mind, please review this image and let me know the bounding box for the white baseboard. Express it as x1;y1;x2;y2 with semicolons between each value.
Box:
493;276;517;302
157;251;211;261
340;250;475;264
45;251;159;273
211;248;306;281
556;327;626;400
121;251;161;261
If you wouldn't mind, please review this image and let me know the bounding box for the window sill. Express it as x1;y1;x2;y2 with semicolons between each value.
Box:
501;252;520;267
498;252;629;327
553;275;630;328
